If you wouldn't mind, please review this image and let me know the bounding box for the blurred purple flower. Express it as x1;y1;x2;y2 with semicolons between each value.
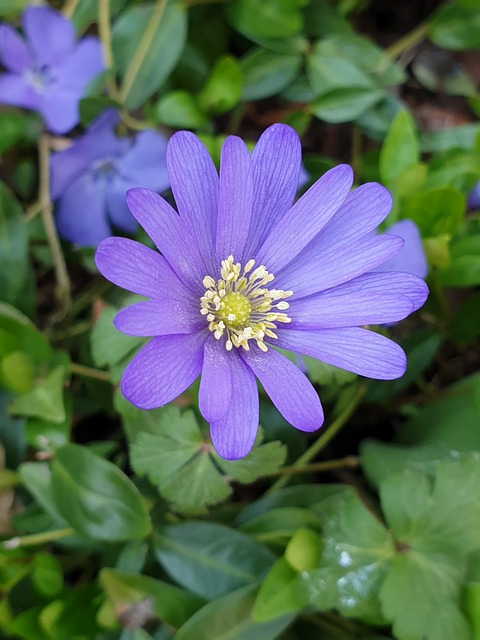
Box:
375;219;428;279
0;6;104;134
95;124;428;459
467;180;480;212
51;110;169;246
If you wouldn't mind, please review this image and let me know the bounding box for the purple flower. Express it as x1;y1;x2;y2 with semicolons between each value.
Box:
0;6;104;134
51;110;169;246
95;125;429;460
375;219;428;279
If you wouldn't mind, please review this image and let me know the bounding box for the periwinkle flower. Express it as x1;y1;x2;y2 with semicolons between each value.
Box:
376;219;428;279
95;124;428;460
0;6;104;134
50;110;169;246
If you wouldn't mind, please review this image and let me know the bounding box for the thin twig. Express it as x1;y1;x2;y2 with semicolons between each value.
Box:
70;363;111;382
267;456;359;478
98;0;119;100
62;0;82;19
385;20;429;59
3;528;75;549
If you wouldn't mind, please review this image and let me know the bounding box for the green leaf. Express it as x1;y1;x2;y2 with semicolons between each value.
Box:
154;522;275;600
448;292;480;345
303;356;356;386
100;568;204;630
155;90;208;129
199;55;243;115
380;552;470;640
9;366;66;424
380;110;419;186
312;86;384;123
70;0;128;33
217;441;287;483
428;2;480;50
302;490;395;621
464;582;480;639
227;0;306;41
51;443;151;541
79;97;120;126
285;528;322;572
32;553;63;597
19;462;68;525
399;372;480;451
252;558;307;622
90;306;145;383
239;507;322;544
240;48;302;100
0;112;38;153
438;233;480;286
0;181;33;314
176;585;294;640
422;123;480;152
113;1;187;109
381;455;480;555
403;187;465;236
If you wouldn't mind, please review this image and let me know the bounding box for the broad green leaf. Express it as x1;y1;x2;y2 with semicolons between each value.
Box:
217;441;286;483
403;187;464;236
0;351;35;395
399;372;480;450
239;507;322;544
360;439;454;490
312;86;384;123
9;366;66;424
79;97;120;127
240;48;302;100
19;462;68;524
380;552;470;640
438;233;480;286
307;51;374;95
0;181;33;314
113;1;187;109
199;55;243;115
382;455;480;555
464;582;480;639
380;110;419;186
154;522;275;600
155;91;208;129
227;0;306;41
71;0;128;32
428;2;480;50
303;356;356;386
252;558;307;622
100;568;204;630
90;306;145;383
51;443;151;541
303;490;395;621
422;123;480;152
0;112;38;153
448;292;480;345
32;553;63;597
176;585;294;640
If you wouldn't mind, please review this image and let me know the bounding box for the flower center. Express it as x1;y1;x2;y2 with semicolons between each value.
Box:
200;255;293;352
25;64;54;91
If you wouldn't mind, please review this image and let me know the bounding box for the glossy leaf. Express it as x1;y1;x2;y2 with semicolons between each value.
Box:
155;91;208;129
240;48;302;100
199;55;243;115
51;443;151;540
9;366;66;424
380;110;419;186
252;558;307;622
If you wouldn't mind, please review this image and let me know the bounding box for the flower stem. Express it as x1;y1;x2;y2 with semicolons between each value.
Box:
70;363;111;382
268;383;366;493
119;0;168;104
385;20;429;59
2;528;75;549
98;0;119;100
62;0;81;18
267;455;358;478
39;134;72;321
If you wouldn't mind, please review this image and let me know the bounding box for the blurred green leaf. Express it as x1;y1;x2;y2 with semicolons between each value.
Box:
312;86;385;123
9;366;66;424
155;90;208;128
79;97;119;127
464;582;480;639
403;187;464;236
428;2;480;50
71;0;128;32
176;585;294;640
380;110;419;186
252;558;307;622
19;462;68;526
227;0;307;41
0;112;37;153
0;182;34;315
217;440;286;483
100;568;204;630
422;123;480;152
51;443;151;541
199;55;243;115
239;507;322;544
154;522;275;599
303;356;356;386
438;233;480;286
113;1;187;109
448;291;480;345
285;527;322;572
240;48;302;100
32;553;63;598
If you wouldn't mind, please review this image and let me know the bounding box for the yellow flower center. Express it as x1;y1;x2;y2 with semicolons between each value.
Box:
200;255;293;352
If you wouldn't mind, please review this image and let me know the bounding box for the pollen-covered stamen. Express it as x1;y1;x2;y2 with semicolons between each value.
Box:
200;255;293;352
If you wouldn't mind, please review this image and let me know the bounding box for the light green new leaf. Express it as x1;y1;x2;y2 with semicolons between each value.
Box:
154;522;275;600
176;585;294;640
380;552;470;640
253;558;307;622
199;55;243;115
403;187;464;236
51;443;151;541
380;110;419;186
9;366;66;424
155;90;208;129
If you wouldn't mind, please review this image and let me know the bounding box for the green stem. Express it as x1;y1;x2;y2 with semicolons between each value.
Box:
119;0;168;103
39;134;72;320
70;278;110;317
385;20;429;59
267;455;358;478
268;383;366;494
3;528;75;549
62;0;81;18
98;0;119;100
70;363;111;382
